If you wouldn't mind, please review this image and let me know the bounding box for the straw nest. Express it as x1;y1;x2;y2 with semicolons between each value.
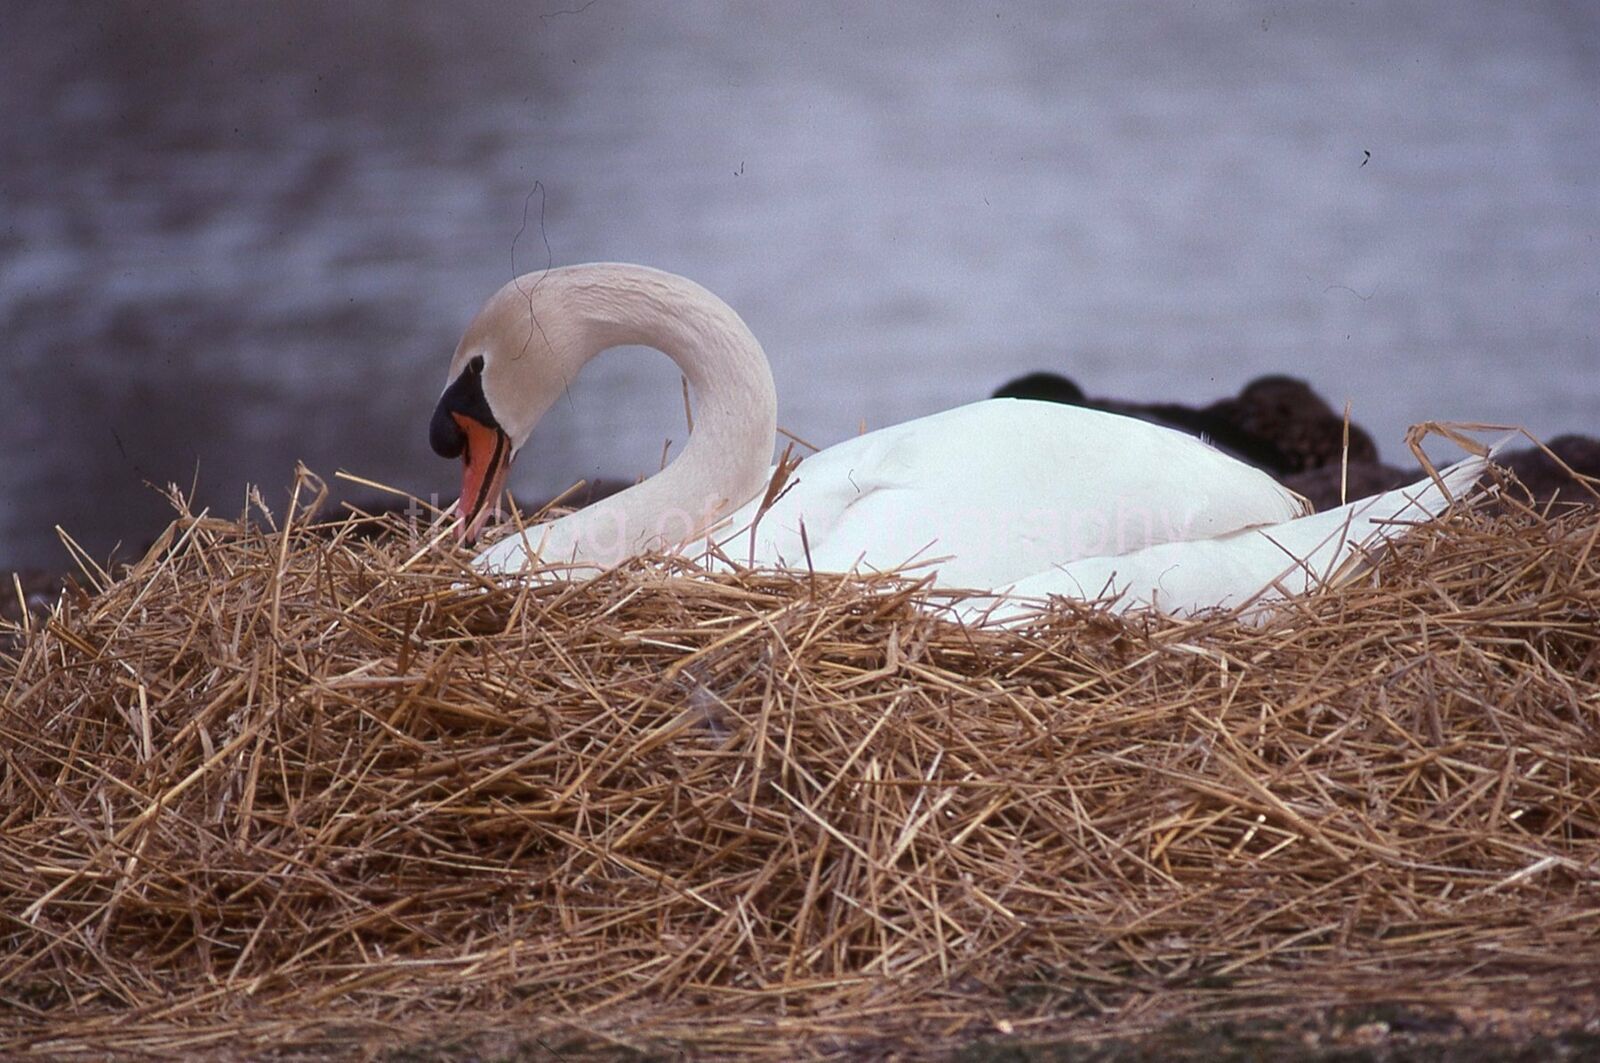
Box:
3;470;1599;1058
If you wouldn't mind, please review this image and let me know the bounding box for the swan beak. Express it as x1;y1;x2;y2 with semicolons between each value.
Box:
453;413;513;544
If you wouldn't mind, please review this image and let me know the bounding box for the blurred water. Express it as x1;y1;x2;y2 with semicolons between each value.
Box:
2;1;1597;568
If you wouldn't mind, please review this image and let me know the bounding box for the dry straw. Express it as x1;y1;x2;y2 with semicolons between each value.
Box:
2;465;1598;1057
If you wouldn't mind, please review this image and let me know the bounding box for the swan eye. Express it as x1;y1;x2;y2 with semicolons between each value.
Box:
469;355;485;374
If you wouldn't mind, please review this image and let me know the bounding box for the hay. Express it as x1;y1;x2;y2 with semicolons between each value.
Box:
2;471;1599;1058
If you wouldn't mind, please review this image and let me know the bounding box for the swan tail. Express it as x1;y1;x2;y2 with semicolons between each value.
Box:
966;454;1490;624
1251;453;1489;597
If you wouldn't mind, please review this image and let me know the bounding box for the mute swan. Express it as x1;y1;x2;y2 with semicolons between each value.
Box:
430;264;1482;615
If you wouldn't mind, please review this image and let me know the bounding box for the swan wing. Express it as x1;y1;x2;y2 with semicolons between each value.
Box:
727;399;1306;587
965;454;1487;621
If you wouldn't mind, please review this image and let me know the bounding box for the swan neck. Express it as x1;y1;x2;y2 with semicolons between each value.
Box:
543;265;778;562
571;268;766;404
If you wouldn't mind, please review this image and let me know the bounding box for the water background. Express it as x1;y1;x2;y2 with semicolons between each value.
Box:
3;1;1597;568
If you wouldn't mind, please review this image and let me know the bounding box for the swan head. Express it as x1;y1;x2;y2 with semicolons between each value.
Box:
430;277;583;542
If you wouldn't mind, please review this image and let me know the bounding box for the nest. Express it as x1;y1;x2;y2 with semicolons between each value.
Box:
2;472;1598;1058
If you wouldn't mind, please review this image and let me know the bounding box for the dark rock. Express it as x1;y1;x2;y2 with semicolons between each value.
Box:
1205;375;1380;473
1496;435;1600;506
1282;462;1415;511
992;372;1296;475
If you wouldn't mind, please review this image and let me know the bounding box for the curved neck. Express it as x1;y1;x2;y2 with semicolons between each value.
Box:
531;265;778;566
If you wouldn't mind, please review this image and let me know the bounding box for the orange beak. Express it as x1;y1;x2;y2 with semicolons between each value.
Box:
454;413;513;543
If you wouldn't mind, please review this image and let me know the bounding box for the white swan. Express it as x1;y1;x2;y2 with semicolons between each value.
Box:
430;263;1481;616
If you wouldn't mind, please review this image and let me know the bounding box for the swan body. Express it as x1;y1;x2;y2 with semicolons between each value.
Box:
434;263;1479;616
706;400;1309;586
